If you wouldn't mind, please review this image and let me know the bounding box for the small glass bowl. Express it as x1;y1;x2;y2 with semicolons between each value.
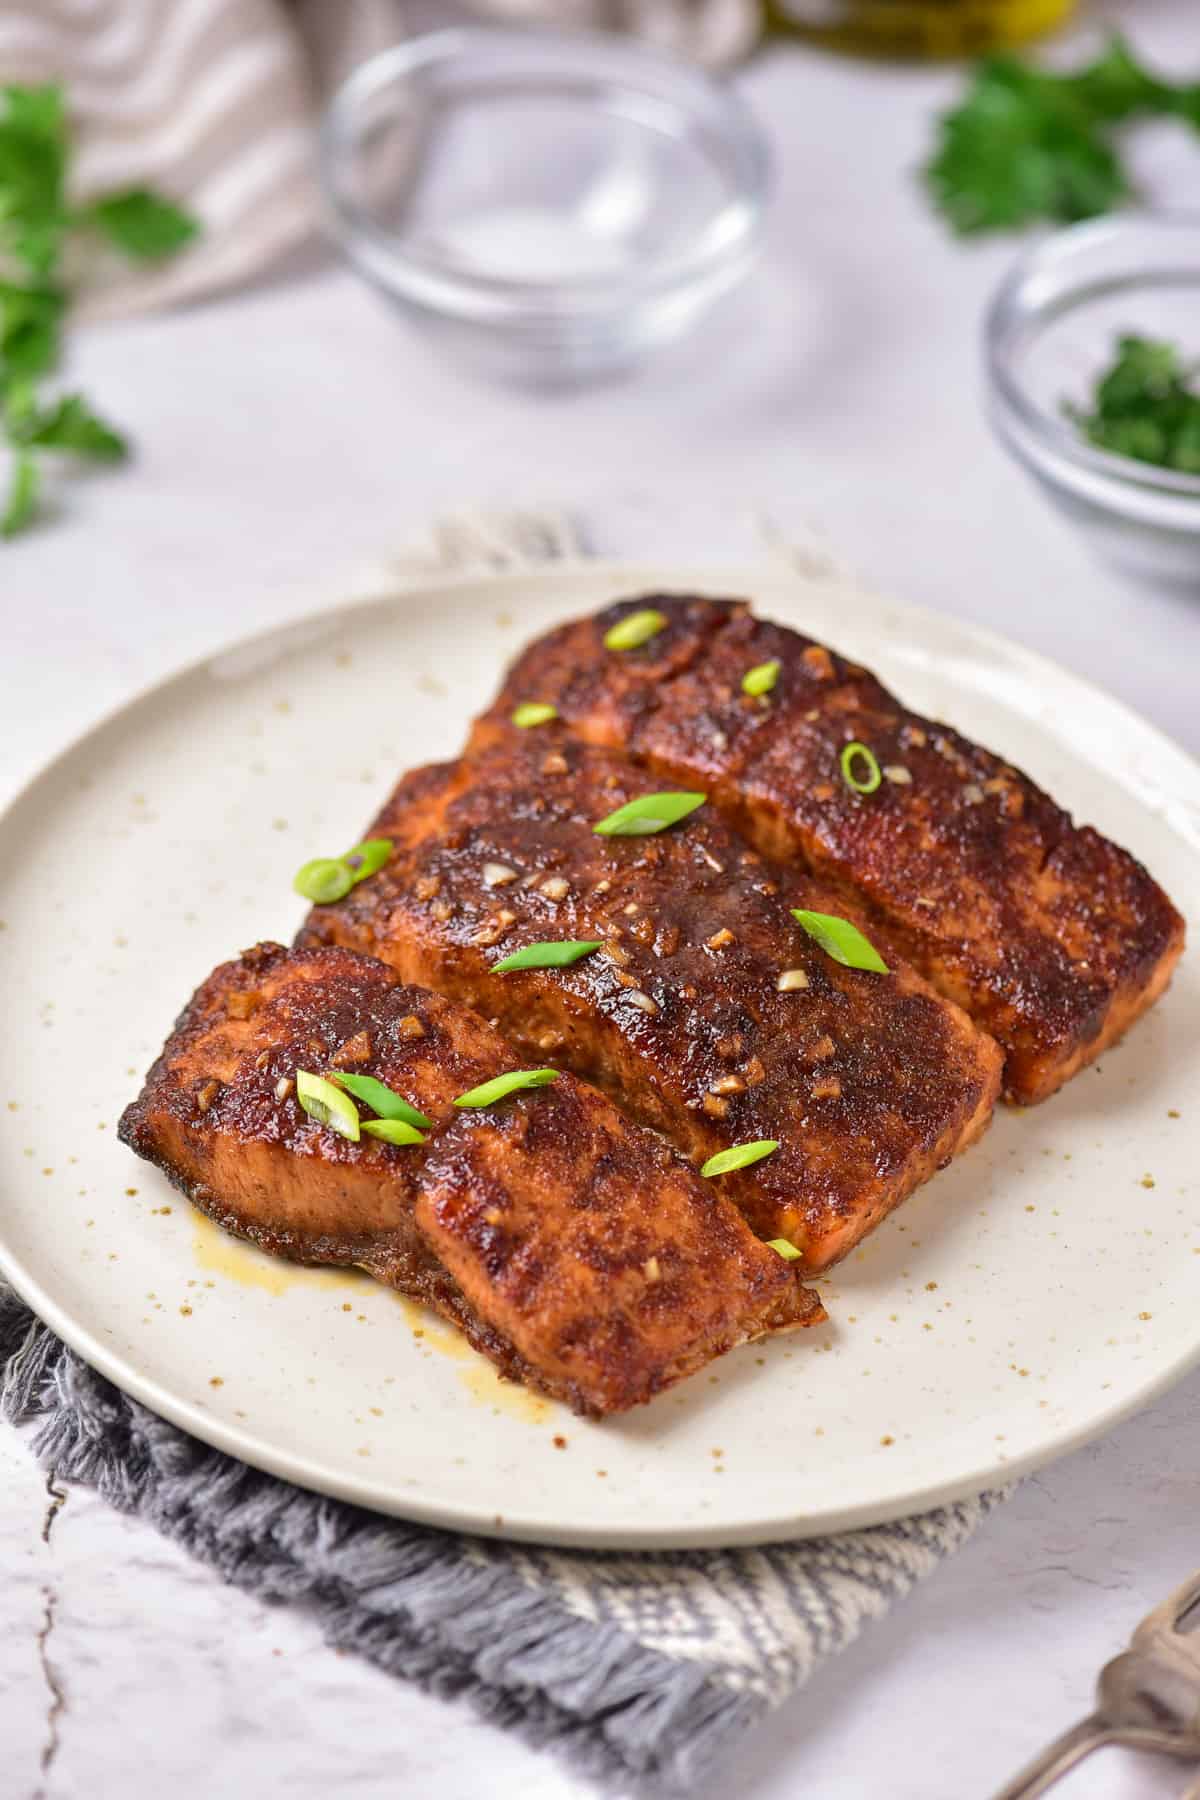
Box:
984;213;1200;588
318;26;768;385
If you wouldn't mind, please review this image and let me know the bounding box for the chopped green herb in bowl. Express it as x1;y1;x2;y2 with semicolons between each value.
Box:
1065;335;1200;476
985;211;1200;585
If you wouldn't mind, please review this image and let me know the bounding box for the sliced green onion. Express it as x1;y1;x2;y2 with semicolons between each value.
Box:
791;908;889;973
511;701;558;729
293;839;392;905
742;659;780;698
344;838;393;884
701;1140;779;1178
361;1117;425;1147
593;791;706;837
295;1070;360;1141
493;940;602;972
330;1072;433;1130
293;858;354;905
840;741;882;795
603;608;666;652
766;1237;802;1261
453;1069;560;1108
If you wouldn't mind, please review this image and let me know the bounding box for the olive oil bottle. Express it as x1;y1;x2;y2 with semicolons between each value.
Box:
762;0;1077;57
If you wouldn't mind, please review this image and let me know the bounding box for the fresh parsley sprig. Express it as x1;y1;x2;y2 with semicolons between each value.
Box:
925;35;1200;237
0;82;199;538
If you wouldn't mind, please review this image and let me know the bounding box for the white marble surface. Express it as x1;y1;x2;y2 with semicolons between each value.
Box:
3;6;1199;1796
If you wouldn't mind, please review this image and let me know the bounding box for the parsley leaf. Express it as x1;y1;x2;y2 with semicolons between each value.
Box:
925;35;1200;236
0;280;65;378
1063;35;1174;123
23;393;129;461
1065;335;1200;476
1;448;39;537
2;83;66;141
0;85;68;275
0;82;198;537
86;187;199;261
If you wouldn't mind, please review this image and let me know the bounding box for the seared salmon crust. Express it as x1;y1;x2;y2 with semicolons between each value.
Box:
297;740;1002;1270
119;943;822;1416
473;594;1185;1104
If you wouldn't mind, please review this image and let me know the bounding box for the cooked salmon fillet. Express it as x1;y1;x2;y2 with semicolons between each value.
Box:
297;742;1001;1270
118;943;821;1416
473;595;1186;1104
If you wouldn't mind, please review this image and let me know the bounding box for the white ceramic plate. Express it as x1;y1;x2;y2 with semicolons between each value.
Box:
1;564;1196;1549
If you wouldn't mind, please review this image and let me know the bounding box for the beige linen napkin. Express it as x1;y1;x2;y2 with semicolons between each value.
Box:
0;0;756;322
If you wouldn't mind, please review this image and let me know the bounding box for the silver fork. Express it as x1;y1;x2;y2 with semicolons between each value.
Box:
992;1570;1200;1799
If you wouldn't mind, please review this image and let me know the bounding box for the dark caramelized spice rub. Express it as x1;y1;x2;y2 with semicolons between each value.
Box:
119;944;821;1416
297;742;1001;1269
474;595;1185;1103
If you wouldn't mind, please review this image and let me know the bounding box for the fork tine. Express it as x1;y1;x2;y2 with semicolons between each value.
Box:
1132;1570;1200;1648
989;1717;1111;1800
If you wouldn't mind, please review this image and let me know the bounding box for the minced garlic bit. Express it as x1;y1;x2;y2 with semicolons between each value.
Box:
471;910;517;946
702;1093;731;1118
398;1014;426;1041
643;1255;661;1283
542;752;568;776
623;902;640;916
707;927;736;949
414;874;441;901
700;849;725;874
483;861;518;888
710;1074;746;1095
626;989;658;1014
195;1079;221;1114
962;783;985;805
777;968;810;991
811;1076;842;1099
883;765;912;785
274;1076;294;1101
539;875;569;900
332;1030;372;1066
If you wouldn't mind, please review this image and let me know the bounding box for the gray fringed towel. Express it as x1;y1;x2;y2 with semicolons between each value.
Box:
1;1284;1003;1793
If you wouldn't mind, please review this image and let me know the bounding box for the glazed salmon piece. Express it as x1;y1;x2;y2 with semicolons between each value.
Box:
297;742;1001;1270
118;943;822;1417
473;595;1185;1104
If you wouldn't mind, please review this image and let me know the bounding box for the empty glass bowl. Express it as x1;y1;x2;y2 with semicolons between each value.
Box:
318;27;769;384
985;214;1200;588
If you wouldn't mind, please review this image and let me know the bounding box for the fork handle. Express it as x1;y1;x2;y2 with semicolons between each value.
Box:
989;1715;1112;1800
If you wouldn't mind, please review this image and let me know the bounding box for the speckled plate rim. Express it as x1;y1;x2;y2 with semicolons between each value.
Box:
0;558;1197;1550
